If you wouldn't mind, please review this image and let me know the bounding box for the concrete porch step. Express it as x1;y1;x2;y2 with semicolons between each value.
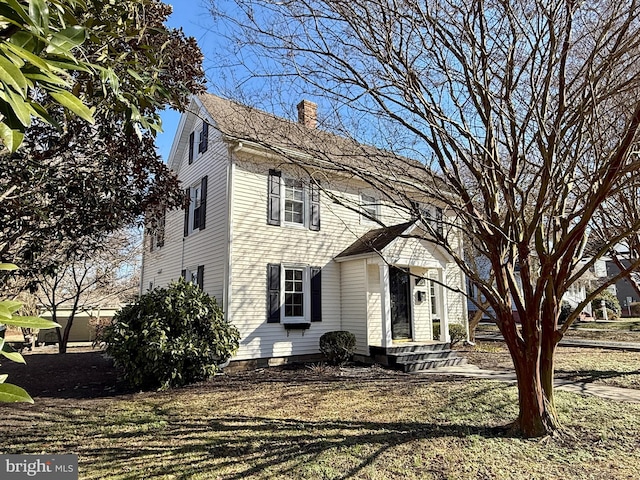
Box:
389;349;459;364
398;356;468;373
369;342;468;372
370;342;450;357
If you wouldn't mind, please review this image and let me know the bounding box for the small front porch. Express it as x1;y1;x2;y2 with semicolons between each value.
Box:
370;342;467;373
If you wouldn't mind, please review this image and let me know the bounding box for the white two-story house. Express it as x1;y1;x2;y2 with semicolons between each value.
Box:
141;94;468;368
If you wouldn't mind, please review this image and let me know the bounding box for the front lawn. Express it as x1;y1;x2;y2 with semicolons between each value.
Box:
464;343;640;390
2;356;640;479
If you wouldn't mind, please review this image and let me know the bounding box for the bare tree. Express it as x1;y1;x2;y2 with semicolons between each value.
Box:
36;230;141;354
211;0;640;436
592;177;640;300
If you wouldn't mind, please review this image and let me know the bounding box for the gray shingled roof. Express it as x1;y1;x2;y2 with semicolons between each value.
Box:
336;221;415;258
197;93;447;194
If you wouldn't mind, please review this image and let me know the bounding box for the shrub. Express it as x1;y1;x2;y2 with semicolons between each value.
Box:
319;331;356;365
558;301;573;324
630;302;640;317
448;323;467;347
591;290;621;320
594;307;619;321
101;279;240;390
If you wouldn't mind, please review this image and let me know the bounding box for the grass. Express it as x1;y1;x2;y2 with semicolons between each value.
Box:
573;320;640;331
476;319;640;343
2;368;640;480
464;343;640;390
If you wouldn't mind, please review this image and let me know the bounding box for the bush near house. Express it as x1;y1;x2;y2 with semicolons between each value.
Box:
448;323;466;346
101;279;240;390
319;331;356;365
591;290;621;320
558;301;573;324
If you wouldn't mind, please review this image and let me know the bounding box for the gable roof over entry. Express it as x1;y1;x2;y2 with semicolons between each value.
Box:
336;222;450;268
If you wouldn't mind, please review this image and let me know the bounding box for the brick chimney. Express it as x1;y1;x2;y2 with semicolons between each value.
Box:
297;99;317;129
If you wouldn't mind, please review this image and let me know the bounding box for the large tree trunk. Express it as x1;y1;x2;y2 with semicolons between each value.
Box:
511;348;560;437
500;312;561;437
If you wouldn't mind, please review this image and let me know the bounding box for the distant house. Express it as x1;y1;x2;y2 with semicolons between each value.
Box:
141;94;468;367
605;259;640;316
38;306;120;344
467;258;608;321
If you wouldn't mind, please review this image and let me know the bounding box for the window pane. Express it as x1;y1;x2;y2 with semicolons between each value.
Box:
284;178;304;224
284;268;305;317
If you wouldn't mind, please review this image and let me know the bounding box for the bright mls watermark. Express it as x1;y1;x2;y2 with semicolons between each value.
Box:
0;455;78;479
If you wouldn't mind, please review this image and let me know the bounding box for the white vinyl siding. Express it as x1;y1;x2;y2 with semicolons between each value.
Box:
340;260;368;356
141;104;228;303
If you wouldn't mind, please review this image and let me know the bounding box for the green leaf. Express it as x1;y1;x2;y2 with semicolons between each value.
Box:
1;300;22;314
28;0;49;32
0;121;24;152
0;383;34;403
0;374;8;384
23;72;69;87
0;55;28;93
0;263;18;271
47;59;91;73
4;0;32;26
46;26;86;55
2;41;50;70
0;306;11;320
1;342;25;364
3;316;60;329
49;90;94;123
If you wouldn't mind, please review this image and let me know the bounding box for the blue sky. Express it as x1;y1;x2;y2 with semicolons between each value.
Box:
157;2;218;161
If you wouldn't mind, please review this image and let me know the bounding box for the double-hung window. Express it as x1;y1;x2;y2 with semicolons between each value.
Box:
361;193;380;223
416;204;444;239
188;122;209;164
182;265;204;289
284;178;305;225
184;176;208;236
284;267;305;318
267;264;322;324
192;185;202;230
267;170;320;230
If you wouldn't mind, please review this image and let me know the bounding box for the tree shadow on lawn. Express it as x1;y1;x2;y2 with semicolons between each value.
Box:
555;368;640;386
1;348;134;399
81;413;511;479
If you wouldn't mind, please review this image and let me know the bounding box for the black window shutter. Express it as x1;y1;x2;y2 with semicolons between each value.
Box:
181;269;186;279
157;212;165;247
183;187;190;237
196;265;204;290
199;122;209;153
203;122;209;152
309;182;320;231
267;263;281;323
199;176;208;230
436;207;444;238
188;131;194;164
311;267;322;322
267;170;281;226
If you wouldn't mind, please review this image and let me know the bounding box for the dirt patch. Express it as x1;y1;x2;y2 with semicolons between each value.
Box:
1;347;418;400
1;345;133;399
